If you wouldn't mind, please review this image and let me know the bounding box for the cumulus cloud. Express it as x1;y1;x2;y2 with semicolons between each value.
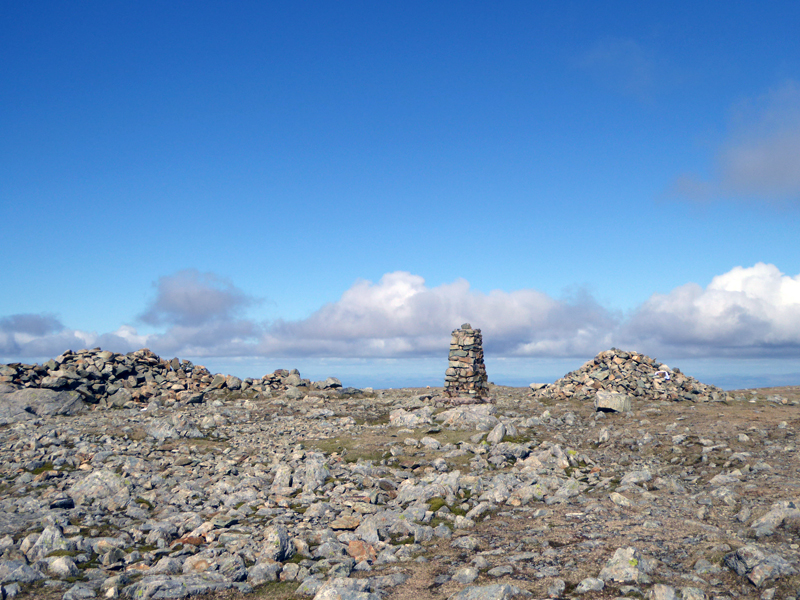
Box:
4;266;800;364
140;269;255;326
622;263;800;356
671;81;800;204
0;313;96;359
259;272;616;358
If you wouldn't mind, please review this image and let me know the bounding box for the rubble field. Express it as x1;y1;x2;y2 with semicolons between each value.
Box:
1;349;799;600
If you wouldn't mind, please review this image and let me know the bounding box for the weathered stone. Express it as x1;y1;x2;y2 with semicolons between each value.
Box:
575;578;604;593
599;547;651;584
263;525;294;562
595;391;632;413
724;544;797;587
449;583;532;600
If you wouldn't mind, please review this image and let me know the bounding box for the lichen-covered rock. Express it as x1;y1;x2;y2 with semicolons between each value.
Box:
263;524;294;562
598;547;652;584
724;544;797;587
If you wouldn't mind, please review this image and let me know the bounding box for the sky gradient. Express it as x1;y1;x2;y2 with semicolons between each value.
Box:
2;2;799;389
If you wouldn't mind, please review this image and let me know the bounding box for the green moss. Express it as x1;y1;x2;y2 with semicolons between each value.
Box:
286;553;308;564
135;497;153;509
428;517;454;530
47;549;78;557
389;535;415;546
427;498;448;512
29;462;54;475
250;580;297;599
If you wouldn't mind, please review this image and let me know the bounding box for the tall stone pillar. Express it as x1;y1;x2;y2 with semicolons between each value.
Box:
444;323;489;399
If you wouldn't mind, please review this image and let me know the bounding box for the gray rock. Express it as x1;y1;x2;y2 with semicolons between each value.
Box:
575;577;605;593
750;505;800;537
595;391;632;413
285;386;304;400
247;561;281;585
263;525;294;562
225;376;242;390
486;423;506;445
598;547;651;584
620;469;652;486
452;567;479;584
724;544;797;587
451;536;481;551
123;573;240;598
296;575;325;596
108;388;132;407
28;525;73;561
547;579;565;597
390;407;434;428
449;583;532;600
312;577;378;600
680;587;707;600
0;559;45;583
436;404;500;431
648;584;677;600
68;469;130;509
62;583;96;600
47;555;81;578
0;388;84;424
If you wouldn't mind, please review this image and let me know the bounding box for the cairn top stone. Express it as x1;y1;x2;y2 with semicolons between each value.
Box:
461;323;472;330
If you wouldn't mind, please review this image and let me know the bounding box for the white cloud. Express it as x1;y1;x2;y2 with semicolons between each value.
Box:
258;272;615;358
139;269;255;327
623;263;800;356
4;266;800;365
672;81;800;203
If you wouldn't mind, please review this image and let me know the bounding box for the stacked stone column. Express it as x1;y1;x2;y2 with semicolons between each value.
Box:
444;323;489;398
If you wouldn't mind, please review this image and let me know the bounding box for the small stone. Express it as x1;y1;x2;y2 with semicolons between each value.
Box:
575;578;605;593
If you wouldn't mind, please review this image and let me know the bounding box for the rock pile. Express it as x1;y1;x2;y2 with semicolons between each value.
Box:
533;348;729;404
444;324;489;400
0;348;342;412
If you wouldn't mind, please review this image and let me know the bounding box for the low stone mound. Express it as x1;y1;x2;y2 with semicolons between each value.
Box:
0;348;339;412
533;348;729;403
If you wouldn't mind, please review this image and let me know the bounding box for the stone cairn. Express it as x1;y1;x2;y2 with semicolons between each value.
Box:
0;348;340;409
444;323;489;401
531;347;730;403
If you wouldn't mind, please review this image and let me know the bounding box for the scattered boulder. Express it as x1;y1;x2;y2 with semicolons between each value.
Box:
724;544;797;587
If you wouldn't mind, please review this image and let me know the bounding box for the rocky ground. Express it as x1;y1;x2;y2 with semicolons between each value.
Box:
1;350;800;600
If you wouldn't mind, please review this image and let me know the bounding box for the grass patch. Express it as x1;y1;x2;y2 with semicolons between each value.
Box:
308;433;395;463
47;549;78;557
251;580;298;599
29;462;54;475
429;517;454;530
426;497;468;517
427;498;448;512
285;553;308;564
389;534;415;546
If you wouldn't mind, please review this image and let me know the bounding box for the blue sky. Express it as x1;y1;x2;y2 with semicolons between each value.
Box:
2;2;799;389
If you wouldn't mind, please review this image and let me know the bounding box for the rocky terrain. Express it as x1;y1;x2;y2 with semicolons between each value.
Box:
0;348;799;600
